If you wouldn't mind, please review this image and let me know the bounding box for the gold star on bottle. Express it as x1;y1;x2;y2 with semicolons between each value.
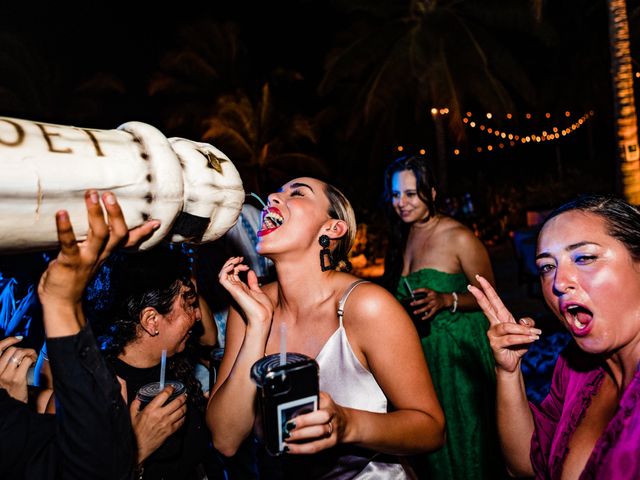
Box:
201;150;227;174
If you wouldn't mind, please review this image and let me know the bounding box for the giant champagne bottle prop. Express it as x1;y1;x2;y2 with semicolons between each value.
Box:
0;117;244;252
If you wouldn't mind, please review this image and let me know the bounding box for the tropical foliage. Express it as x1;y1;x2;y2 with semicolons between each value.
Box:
201;83;327;195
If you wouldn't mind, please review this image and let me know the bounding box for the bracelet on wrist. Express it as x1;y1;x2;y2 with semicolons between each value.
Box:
450;292;458;313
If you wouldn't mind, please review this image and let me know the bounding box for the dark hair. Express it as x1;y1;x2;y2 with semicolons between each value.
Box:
381;155;439;290
88;247;206;410
543;194;640;261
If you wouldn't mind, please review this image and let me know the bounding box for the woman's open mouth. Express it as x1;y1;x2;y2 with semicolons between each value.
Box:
258;207;284;237
563;303;594;337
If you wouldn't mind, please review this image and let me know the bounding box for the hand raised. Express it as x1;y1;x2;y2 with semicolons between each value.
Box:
218;256;274;327
467;275;541;373
38;190;159;310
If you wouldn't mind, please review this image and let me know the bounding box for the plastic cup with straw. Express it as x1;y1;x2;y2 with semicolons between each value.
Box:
136;348;185;409
159;349;167;390
401;276;430;336
403;277;416;301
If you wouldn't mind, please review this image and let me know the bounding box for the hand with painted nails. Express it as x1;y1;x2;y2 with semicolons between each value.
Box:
37;190;160;337
218;256;274;328
468;275;541;373
282;392;346;454
0;336;38;403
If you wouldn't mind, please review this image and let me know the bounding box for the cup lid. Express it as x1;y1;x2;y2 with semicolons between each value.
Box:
250;353;316;386
137;380;185;400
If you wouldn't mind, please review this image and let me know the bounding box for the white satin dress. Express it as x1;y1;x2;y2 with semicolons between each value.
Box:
315;280;413;479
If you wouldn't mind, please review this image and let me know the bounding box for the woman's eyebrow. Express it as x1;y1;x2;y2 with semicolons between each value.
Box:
566;241;600;251
535;241;602;260
287;182;314;192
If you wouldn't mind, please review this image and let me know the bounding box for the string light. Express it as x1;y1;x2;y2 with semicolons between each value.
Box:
410;108;597;157
461;110;594;154
431;107;596;155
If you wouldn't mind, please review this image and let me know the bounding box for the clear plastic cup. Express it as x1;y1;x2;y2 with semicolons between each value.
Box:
401;291;430;337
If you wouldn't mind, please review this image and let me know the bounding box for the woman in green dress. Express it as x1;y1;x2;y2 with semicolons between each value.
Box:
382;155;506;479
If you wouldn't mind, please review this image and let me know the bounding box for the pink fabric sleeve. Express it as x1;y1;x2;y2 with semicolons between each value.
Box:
529;353;568;477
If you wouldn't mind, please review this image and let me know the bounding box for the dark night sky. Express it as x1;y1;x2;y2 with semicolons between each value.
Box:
1;3;333;88
0;1;633;206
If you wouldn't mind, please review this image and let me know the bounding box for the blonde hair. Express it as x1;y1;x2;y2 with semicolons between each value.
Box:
323;182;356;272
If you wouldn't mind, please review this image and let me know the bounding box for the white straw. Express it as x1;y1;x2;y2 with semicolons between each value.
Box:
402;277;416;299
247;192;267;209
280;322;287;366
159;349;167;390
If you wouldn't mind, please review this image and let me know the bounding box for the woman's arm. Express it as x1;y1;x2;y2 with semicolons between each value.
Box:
456;228;495;309
411;227;495;319
468;276;541;477
206;257;274;456
36;190;159;480
285;284;445;455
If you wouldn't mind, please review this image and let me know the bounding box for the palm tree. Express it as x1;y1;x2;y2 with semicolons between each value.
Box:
607;0;640;203
148;20;248;137
318;0;538;193
148;19;326;194
201;82;327;195
532;0;640;202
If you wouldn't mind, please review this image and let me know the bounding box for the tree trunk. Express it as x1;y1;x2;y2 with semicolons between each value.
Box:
608;0;640;203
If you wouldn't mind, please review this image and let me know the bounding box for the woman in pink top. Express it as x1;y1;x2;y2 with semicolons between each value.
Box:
469;195;640;479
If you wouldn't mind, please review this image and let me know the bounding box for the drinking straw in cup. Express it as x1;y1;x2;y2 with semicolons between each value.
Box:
160;349;167;390
402;277;416;300
280;322;287;366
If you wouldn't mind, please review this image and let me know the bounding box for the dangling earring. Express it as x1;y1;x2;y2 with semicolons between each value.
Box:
319;235;334;271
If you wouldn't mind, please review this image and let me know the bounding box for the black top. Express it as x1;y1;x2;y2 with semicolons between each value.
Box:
0;323;135;480
112;358;221;480
0;389;56;479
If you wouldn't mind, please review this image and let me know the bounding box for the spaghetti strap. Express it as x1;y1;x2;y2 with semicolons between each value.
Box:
337;279;370;327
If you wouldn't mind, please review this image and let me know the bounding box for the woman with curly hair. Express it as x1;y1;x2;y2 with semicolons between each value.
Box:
92;247;223;480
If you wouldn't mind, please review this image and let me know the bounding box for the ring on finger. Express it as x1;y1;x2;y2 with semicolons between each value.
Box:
327;421;334;436
10;355;21;367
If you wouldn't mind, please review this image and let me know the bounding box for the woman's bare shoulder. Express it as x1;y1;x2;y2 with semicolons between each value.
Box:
337;278;416;354
438;216;478;245
338;278;404;323
437;215;468;233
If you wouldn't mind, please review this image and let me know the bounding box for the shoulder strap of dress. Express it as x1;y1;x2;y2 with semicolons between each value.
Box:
337;280;370;326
